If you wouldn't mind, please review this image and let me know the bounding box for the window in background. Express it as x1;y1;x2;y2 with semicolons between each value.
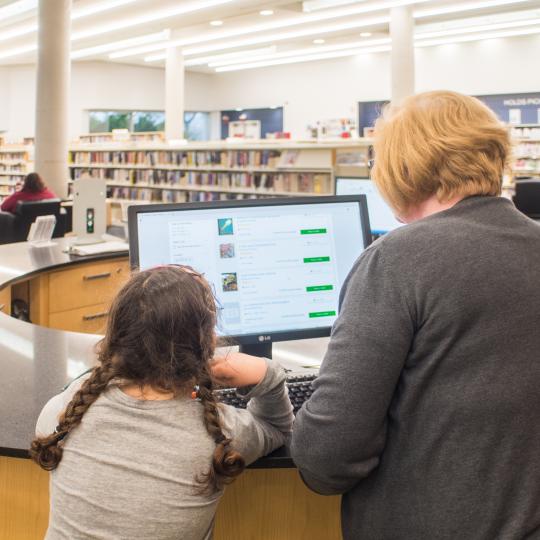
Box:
220;107;284;139
184;111;211;141
89;110;211;139
133;111;165;132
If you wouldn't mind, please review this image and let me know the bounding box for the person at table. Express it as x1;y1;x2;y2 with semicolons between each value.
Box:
291;90;540;539
31;265;293;540
0;172;57;213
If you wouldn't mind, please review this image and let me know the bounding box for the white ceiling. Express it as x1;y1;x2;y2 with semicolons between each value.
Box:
0;0;540;72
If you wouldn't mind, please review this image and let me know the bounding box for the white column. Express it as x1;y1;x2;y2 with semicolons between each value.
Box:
165;37;185;141
390;5;415;104
34;0;71;198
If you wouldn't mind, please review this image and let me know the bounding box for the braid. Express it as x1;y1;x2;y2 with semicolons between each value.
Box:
30;361;116;471
196;369;245;494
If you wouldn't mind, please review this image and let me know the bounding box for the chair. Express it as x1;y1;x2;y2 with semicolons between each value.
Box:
0;199;67;244
513;179;540;220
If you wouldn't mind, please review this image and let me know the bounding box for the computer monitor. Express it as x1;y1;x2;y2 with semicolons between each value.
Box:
335;177;403;237
128;196;371;358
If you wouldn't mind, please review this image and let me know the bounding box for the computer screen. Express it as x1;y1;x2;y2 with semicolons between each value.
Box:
335;177;403;235
128;196;371;346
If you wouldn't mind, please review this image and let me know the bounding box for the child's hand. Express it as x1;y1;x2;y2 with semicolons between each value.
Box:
211;352;268;388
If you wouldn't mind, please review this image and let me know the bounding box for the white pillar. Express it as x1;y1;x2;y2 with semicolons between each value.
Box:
165;37;185;140
34;0;71;198
390;5;415;104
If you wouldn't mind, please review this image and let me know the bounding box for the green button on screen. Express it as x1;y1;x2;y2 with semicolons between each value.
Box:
303;256;330;263
309;311;337;318
306;285;334;292
300;228;327;235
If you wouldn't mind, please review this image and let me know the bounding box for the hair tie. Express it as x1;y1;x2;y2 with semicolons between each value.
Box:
54;425;68;441
191;385;200;400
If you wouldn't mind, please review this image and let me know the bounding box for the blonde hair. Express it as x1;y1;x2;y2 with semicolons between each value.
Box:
372;91;511;217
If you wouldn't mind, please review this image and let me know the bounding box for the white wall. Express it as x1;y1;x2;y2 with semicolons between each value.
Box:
0;61;215;141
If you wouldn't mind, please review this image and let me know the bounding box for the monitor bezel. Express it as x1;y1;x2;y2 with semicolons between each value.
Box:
128;195;371;346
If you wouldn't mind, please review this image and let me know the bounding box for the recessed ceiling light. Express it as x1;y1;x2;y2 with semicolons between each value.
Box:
210;20;223;26
260;9;274;16
313;38;325;44
360;32;372;37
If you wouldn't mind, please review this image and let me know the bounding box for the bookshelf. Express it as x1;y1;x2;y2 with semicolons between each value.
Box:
68;141;373;206
0;145;33;202
513;138;540;177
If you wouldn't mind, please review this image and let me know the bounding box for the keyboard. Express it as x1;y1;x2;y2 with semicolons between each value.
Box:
215;373;317;415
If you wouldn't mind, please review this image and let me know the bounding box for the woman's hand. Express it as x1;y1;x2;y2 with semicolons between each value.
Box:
210;352;268;388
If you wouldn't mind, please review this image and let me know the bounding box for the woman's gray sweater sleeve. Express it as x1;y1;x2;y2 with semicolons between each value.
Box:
219;359;294;465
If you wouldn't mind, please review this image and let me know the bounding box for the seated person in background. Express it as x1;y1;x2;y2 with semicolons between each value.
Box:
0;172;57;213
291;91;540;539
31;265;293;540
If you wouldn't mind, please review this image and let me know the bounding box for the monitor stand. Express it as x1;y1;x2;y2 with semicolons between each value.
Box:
239;342;273;359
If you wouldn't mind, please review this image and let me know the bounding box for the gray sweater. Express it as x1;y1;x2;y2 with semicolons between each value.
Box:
36;359;293;540
291;196;540;540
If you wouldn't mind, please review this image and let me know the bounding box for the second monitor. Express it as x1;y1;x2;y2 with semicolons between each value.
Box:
336;177;403;238
128;196;371;357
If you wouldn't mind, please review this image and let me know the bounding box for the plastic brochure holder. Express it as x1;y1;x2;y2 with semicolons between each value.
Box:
27;215;57;247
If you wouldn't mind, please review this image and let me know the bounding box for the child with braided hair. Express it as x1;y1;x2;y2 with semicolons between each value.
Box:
31;265;294;540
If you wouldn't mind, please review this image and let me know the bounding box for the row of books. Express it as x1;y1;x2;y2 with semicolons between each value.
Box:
71;168;331;194
107;187;263;203
0;164;25;172
0;176;22;183
69;149;283;168
0;152;29;160
514;159;540;173
511;126;540;140
515;142;540;159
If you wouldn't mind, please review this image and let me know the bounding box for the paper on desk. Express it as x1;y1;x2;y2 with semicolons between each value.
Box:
67;241;129;256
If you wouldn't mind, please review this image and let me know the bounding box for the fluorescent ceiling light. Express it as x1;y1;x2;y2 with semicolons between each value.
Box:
0;23;36;43
416;18;540;39
0;0;36;19
360;32;372;37
215;44;391;72
0;0;141;43
182;16;390;56
303;0;367;12
72;0;235;41
214;22;540;73
414;0;532;19
209;37;391;66
260;10;274;16
71;31;169;59
313;38;325;44
210;20;224;26
416;24;540;47
188;46;278;65
108;0;429;59
0;42;36;60
144;46;277;65
71;0;139;20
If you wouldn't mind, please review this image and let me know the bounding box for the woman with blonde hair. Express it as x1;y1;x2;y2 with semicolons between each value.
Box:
291;91;540;539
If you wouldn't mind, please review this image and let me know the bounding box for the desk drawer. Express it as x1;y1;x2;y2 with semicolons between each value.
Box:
49;259;130;313
0;287;10;316
49;303;110;334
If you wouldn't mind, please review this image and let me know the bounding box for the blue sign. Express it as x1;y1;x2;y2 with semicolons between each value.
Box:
358;92;540;134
